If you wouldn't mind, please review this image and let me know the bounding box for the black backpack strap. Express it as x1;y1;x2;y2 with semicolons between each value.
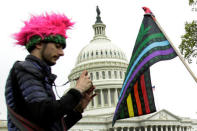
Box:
7;106;44;131
7;61;45;131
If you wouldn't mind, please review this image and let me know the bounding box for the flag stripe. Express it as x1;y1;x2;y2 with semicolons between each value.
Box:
137;77;146;114
140;74;150;113
115;48;174;115
120;40;169;98
134;81;143;115
127;93;134;117
125;34;165;79
130;33;165;64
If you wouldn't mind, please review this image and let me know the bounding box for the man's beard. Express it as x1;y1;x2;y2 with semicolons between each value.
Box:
41;44;55;66
43;57;55;66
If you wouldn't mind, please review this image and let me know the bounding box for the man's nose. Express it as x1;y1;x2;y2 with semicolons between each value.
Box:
59;49;64;56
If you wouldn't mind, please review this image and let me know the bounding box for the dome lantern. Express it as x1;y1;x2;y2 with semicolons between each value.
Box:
92;6;107;40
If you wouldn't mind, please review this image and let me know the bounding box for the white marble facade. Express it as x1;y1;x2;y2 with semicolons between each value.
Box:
70;109;197;131
0;120;8;131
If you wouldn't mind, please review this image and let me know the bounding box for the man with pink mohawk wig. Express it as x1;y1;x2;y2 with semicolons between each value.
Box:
5;13;96;131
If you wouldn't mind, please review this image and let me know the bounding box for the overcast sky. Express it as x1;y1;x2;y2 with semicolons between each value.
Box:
0;0;197;120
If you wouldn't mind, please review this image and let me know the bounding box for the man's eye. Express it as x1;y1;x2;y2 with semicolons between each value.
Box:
56;44;62;49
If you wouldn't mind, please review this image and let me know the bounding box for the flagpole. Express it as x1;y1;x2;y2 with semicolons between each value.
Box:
152;15;197;83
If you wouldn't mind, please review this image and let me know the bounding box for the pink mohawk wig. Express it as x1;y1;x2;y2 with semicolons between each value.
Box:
13;12;74;52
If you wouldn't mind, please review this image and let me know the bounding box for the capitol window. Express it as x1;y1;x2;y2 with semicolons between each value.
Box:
105;50;107;55
90;72;93;80
110;89;115;105
117;88;121;97
120;71;122;79
87;52;89;58
110;50;112;56
102;71;105;79
114;71;117;79
108;71;111;79
120;52;123;58
96;72;99;80
95;90;101;106
91;97;94;107
103;89;108;105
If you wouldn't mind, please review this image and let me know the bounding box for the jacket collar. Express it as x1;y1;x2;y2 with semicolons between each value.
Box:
25;55;57;83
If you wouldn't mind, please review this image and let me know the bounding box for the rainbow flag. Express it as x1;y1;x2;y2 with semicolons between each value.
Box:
112;14;177;126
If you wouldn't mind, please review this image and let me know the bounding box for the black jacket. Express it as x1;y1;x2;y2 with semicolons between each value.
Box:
5;55;82;131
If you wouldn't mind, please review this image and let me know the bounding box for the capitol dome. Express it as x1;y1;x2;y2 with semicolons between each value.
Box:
68;7;128;113
76;37;127;66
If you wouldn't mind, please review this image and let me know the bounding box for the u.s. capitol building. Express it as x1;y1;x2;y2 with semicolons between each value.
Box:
68;7;197;131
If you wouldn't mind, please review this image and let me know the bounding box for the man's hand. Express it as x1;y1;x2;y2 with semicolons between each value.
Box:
75;70;92;93
80;86;97;109
74;86;97;113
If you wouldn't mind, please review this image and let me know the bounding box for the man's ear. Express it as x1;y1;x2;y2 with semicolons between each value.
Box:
35;43;43;49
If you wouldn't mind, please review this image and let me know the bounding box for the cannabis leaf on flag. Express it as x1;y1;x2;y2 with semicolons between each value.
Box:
112;11;177;126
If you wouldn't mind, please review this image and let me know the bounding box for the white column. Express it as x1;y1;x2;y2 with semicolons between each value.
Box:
161;126;163;131
101;89;104;107
108;88;111;106
99;27;101;34
170;126;173;131
127;127;130;131
186;127;189;131
106;70;108;79
94;90;97;108
139;127;141;131
121;127;124;131
175;126;177;131
133;127;136;131
150;126;153;131
178;126;180;131
189;126;192;131
114;128;117;131
144;127;147;131
115;88;118;104
166;126;168;131
156;125;158;131
187;127;189;131
96;27;99;35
